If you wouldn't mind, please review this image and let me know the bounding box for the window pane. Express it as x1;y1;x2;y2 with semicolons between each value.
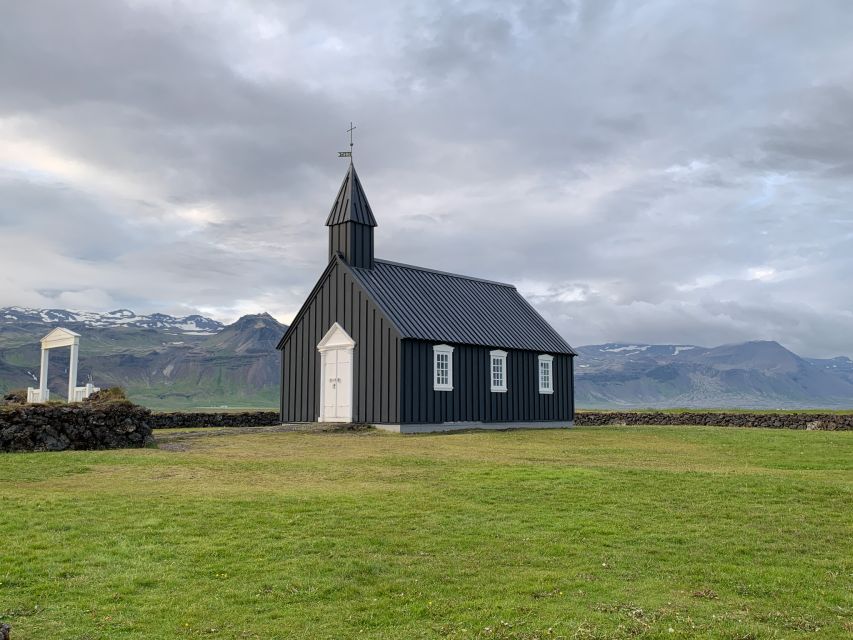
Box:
491;356;504;388
435;352;450;386
435;353;447;385
539;360;551;390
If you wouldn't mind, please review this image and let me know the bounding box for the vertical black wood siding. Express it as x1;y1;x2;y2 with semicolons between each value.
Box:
328;223;374;269
399;340;574;424
280;261;399;422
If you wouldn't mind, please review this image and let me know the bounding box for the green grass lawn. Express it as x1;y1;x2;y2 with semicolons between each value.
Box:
2;426;851;639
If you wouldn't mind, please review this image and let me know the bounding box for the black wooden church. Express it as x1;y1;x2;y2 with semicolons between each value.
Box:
277;163;576;432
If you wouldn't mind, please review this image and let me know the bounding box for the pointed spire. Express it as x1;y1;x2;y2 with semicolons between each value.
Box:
325;163;378;227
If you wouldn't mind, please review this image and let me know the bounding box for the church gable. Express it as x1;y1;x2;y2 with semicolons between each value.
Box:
277;255;400;352
279;256;401;423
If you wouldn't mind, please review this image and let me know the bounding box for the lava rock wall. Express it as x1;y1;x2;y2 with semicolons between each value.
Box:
1;404;155;452
574;411;852;430
149;411;280;429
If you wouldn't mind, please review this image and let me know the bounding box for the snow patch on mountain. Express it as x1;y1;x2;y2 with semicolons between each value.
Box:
0;307;224;335
602;345;650;353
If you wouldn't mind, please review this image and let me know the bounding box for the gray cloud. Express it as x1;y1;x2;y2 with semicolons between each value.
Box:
0;0;852;357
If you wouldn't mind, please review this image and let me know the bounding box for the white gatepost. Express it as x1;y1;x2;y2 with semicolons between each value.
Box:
26;327;99;403
68;340;79;402
38;346;50;401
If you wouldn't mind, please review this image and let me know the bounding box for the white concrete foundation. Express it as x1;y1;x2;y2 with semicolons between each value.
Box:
27;388;49;403
373;421;574;434
71;383;100;402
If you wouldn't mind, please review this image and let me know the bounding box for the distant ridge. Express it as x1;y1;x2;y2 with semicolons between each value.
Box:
576;340;853;409
2;308;851;410
0;308;286;409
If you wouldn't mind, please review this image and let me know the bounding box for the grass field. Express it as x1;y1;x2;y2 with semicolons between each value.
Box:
2;426;851;639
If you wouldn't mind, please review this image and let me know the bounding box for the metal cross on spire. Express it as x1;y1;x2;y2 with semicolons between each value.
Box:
338;122;356;162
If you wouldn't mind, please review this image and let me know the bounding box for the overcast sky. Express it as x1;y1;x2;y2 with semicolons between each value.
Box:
1;1;852;357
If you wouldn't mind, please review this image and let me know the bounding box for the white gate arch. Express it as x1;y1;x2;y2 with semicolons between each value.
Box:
26;327;99;403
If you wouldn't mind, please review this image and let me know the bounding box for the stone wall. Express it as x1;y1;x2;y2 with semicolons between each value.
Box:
0;403;155;452
6;405;847;452
150;410;853;431
150;411;281;429
574;411;852;430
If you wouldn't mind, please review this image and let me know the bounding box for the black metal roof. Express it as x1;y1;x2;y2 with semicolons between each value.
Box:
325;164;378;227
347;259;576;355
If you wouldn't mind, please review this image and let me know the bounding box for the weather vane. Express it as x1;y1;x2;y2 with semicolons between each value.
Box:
338;122;355;161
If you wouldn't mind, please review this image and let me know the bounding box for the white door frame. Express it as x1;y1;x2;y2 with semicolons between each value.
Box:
317;322;356;422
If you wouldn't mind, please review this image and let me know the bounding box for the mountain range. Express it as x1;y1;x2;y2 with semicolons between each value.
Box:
575;341;853;408
1;307;851;409
0;307;287;409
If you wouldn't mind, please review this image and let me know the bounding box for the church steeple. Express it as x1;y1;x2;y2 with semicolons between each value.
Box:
326;163;377;269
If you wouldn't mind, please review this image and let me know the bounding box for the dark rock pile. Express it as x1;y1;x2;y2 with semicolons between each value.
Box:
574;411;852;430
0;403;155;452
2;389;27;405
149;411;280;429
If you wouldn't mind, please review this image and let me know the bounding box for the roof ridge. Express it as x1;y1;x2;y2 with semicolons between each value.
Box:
371;259;517;289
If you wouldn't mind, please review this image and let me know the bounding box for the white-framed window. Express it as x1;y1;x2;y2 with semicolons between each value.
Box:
538;354;554;394
490;349;507;392
433;344;454;391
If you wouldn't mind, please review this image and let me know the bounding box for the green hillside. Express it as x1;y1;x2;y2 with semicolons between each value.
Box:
0;309;285;410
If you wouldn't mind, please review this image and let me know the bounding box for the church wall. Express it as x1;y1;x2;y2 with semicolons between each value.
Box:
399;340;574;424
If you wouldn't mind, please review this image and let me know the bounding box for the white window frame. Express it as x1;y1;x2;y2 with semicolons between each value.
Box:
490;349;508;393
538;354;554;394
433;344;454;391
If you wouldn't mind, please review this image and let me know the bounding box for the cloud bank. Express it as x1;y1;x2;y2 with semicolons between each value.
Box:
1;0;852;356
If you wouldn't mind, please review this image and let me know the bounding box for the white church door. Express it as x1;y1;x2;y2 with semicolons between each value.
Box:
317;323;355;423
